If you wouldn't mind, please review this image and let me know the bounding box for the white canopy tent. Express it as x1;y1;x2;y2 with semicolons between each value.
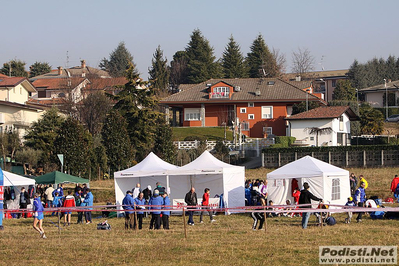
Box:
167;151;245;213
114;152;178;210
267;156;350;206
3;170;36;210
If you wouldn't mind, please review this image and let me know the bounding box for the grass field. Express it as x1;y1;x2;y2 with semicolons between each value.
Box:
172;126;233;141
1;167;399;266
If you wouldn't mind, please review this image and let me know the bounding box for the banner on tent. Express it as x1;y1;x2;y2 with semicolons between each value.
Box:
172;198;220;209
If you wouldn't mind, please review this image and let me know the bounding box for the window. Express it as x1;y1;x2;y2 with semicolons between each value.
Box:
184;108;201;121
286;106;293;117
310;137;314;141
261;106;273;119
248;114;254;120
212;86;229;98
339;115;344;131
331;178;340;200
38;90;46;98
20;87;22;94
263;127;272;136
241;121;249;131
248;102;254;107
332;80;337;87
240;108;246;113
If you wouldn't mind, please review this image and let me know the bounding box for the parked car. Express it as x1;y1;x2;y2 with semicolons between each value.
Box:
385;114;399;122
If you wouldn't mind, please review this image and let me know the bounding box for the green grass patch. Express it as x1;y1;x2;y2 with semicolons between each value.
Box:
172;127;233;141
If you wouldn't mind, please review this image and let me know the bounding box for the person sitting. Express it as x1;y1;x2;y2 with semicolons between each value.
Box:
267;200;280;217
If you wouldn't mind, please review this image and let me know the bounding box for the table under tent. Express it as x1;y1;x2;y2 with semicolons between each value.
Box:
267;156;350;207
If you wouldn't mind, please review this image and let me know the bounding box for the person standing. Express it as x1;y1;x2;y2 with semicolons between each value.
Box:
134;193;146;230
349;173;357;196
161;192;171;229
32;193;46;239
44;184;54;209
154;182;165;196
132;183;141;199
142;185;152;218
149;190;163;230
354;182;366;223
358;175;368;189
63;190;76;226
184;187;197;226
390;175;399;202
298;182;322;229
74;188;83;224
345;197;356;224
199;188;215;223
122;191;134;229
83;188;93;224
251;196;265;230
259;180;268;204
19;187;30;219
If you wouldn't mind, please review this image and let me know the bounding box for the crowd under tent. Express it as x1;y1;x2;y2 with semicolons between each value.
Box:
267;156;350;206
3;170;36;210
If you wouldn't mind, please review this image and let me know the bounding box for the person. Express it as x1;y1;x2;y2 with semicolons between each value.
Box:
134;193;146;230
52;192;62;216
199;188;215;223
245;181;252;206
19;187;30;219
44;184;54;209
32;192;46;239
251;197;266;230
154;182;165;195
132;183;141;199
358;175;368;190
349;173;357;196
149;190;163;230
259;180;268;203
122;191;134;229
292;187;301;205
74;188;83;224
83;188;93;224
142;185;152;218
63;190;76;226
354;182;366;223
345;197;356;224
390;174;399;202
53;184;64;198
82;183;88;195
162;192;171;230
75;183;82;194
285;199;293;217
298;182;322;229
184;187;197;226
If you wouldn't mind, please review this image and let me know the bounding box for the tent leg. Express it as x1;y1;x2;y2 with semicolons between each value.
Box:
58;210;61;235
134;211;137;231
264;206;267;233
183;207;187;239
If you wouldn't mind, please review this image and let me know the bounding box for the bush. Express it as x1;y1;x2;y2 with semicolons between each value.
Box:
273;136;296;147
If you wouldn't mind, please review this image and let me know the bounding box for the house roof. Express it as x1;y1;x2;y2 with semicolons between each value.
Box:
359;80;399;92
85;77;127;91
0;73;9;79
0;77;36;92
283;69;349;81
32;77;88;90
28;97;66;105
286;106;359;121
30;66;110;80
161;78;322;104
0;99;45;111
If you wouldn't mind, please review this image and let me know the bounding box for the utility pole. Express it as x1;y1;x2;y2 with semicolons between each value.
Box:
384;79;388;119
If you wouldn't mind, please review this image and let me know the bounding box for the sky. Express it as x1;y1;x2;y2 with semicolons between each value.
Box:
1;0;398;80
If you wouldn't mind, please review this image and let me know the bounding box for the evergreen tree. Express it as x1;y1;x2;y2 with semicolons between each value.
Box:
291;101;320;115
152;116;176;164
99;42;137;77
221;35;247;78
148;45;170;96
0;60;28;77
29;62;51;78
185;29;222;83
359;103;384;135
332;80;356;101
24;108;65;169
169;51;189;88
246;34;279;78
54;117;91;177
101;110;134;173
385;55;398;81
348;59;367;89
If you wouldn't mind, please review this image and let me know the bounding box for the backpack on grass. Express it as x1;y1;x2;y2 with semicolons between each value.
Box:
325;216;336;226
97;220;111;230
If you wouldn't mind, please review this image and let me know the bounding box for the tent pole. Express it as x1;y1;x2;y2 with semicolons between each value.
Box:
182;207;187;239
58;209;61;235
264;206;267;233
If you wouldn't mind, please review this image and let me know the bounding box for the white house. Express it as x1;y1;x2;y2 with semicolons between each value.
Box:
359;80;399;108
286;106;358;146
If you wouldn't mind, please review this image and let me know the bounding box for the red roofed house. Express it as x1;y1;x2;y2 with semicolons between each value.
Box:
160;78;325;138
286;106;358;146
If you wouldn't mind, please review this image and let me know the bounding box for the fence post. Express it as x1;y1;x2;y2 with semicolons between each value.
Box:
311;152;314;158
381;150;384;166
278;153;281;167
328;152;331;164
363;150;366;167
262;153;264;168
295;152;297;161
346;151;349;167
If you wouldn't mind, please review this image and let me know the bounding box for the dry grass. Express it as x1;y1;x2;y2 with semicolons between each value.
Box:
1;167;399;266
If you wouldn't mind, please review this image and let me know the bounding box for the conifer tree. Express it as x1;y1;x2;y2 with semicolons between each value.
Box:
0;60;28;77
29;62;51;78
246;34;279;78
99;42;137;77
221;35;247;78
148;45;170;96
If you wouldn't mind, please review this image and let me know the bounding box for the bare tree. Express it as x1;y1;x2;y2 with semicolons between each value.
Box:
291;47;315;76
272;48;287;75
305;127;333;147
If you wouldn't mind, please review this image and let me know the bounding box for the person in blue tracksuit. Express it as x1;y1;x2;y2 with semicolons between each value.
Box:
52;192;62;216
134;193;146;230
122;191;134;229
33;193;46;239
162;192;171;230
83;189;94;224
354;182;366;222
149;190;163;230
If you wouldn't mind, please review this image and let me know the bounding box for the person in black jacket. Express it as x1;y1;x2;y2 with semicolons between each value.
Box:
19;187;30;219
184;187;197;225
298;182;322;229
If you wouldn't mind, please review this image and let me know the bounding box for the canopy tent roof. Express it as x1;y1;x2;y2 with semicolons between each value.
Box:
168;150;243;175
114;152;178;178
35;171;89;185
267;156;348;179
3;170;35;187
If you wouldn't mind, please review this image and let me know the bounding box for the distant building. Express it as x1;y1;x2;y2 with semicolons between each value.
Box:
359;80;399;108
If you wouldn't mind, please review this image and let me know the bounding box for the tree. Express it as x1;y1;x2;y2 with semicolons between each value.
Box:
0;131;21;171
291;47;315;76
291;101;320;115
332;80;356;101
304;127;333;147
152;117;176;164
15;147;43;175
272;48;286;75
148;45;170;97
99;42;137;77
185;29;222;83
246;34;279;78
347;59;367;90
54;117;92;177
101;110;134;173
77;92;113;136
24;108;65;170
169;51;189;89
0;60;28;77
221;35;247;78
359;103;384;135
29;62;51;78
213;140;229;161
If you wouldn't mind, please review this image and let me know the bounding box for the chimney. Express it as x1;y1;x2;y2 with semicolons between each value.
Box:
81;60;86;69
57;66;63;75
295;75;301;82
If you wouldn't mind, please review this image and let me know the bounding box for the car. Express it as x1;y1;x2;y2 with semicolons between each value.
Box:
385;114;399;122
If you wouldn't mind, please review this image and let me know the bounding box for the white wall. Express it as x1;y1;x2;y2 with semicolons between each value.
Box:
365;92;383;107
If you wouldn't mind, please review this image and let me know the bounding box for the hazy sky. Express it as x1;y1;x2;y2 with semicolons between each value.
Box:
1;0;397;79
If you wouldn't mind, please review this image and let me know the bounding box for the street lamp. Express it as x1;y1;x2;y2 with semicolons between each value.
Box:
384;79;388;119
